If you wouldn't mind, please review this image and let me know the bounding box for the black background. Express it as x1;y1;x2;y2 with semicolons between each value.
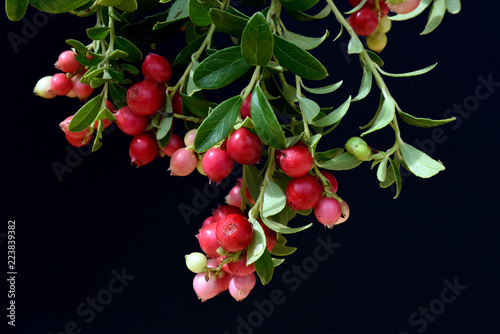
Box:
2;1;500;334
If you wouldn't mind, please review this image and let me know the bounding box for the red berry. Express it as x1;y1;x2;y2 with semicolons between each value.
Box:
202;216;216;228
192;272;221;301
226;128;262;165
127;80;165;116
348;0;388;16
226;184;243;207
142;53;172;85
218;272;233;293
106;100;116;113
216;214;253;253
113;106;149;136
129;134;158;167
279;144;313;178
202;147;234;184
162;133;185;157
349;8;379;36
172;92;183;115
257;219;277;252
55;50;81;73
240;94;251;119
65;133;92;147
320;170;338;193
212;205;245;222
169;148;198;176
286;174;322;211
314;197;342;228
229;273;256;301
59;115;88;139
50;73;73;96
227;253;255;276
197;222;221;258
71;75;94;102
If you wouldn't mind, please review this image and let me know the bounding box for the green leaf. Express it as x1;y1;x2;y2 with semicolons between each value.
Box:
390;158;402;199
107;50;129;60
399;142;445;178
262;181;286;218
377;63;437;77
445;0;461;14
353;63;372;101
316;152;363;171
315;148;344;162
114;36;143;62
348;36;363;54
246;218;267;265
376;154;390;182
97;0;137;12
282;29;329;50
251;85;287;149
361;95;395;136
180;93;217;118
209;8;248;36
366;50;384;67
244;165;263;202
194;96;242;152
188;0;212;26
272;258;285;267
68;95;104;132
28;0;92;13
254;249;274;285
66;39;88;55
109;83;128;109
270;243;297;256
311;96;351;127
398;110;456;128
261;216;313;234
166;0;189;22
273;35;327;81
193;46;251;89
121;63;139;75
241;12;274;67
421;0;446;35
280;0;318;12
285;133;305;148
285;4;331;21
344;0;368;14
301;80;342;95
157;92;173;140
6;0;28;21
173;33;207;68
390;0;432;21
298;97;320;124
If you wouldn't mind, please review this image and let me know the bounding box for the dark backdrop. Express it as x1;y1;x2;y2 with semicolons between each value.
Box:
2;1;500;334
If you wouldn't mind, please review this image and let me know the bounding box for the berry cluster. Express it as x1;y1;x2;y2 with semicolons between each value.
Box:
348;0;421;53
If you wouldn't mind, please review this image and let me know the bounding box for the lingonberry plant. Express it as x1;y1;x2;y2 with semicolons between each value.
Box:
7;0;461;301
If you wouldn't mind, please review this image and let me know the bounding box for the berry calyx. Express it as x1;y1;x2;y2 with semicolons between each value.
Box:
127;80;165;116
279;144;313;178
50;73;73;96
184;129;197;147
55;50;81;73
202;147;234;184
314;197;343;229
141;53;172;85
286;174;323;211
216;214;253;253
113;106;149;136
345;137;372;161
169;148;198;176
185;252;208;274
129;134;158;167
34;76;56;99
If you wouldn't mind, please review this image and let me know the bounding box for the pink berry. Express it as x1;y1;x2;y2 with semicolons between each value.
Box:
197;222;221;258
59;116;88;139
314;197;342;228
218;272;233;293
55;50;81;73
129;134;158;167
227;253;255;277
113;106;149;136
192;272;221;301
169;148;198;176
65;133;93;147
388;0;421;14
226;128;262;165
286;174;323;211
240;94;251;119
216;214;253;253
229;273;256;301
71;75;94;101
162;133;185;157
320;170;338;193
226;184;243;207
279;144;313;178
202;147;234;184
127;80;165;116
184;129;197;147
50;73;73;96
142;53;172;85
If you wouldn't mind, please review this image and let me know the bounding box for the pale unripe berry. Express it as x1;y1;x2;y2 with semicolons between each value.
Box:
169;148;198;176
367;32;388;53
185;252;208;273
336;201;350;225
192;273;221;301
377;16;392;34
229;273;256;301
345;137;372;161
184;129;197;147
34;76;56;99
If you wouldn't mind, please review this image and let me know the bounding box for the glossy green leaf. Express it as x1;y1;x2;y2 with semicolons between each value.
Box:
348;36;363;54
280;0;318;12
285;4;331;21
398;110;456;128
194;96;242;152
180;93;217;118
316;152;363;170
391;158;402;199
251;85;287;149
261;216;313;234
193;46;251;89
173;33;207;68
209;8;248;36
255;249;274;285
315;148;344;162
282;29;329;50
421;0;446;34
188;0;212;26
157;94;173;140
28;0;92;13
361;95;395;136
166;0;189;22
114;36;143;62
299;97;320;124
246;218;267;265
376;154;390;182
446;0;461;14
311;96;351;127
378;63;438;77
353;63;372;101
366;50;384;67
301;80;342;95
121;63;139;75
399;142;445;178
65;39;88;55
273;35;327;81
270;243;297;256
241;12;274;66
262;180;286;218
6;0;28;21
68;95;104;132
